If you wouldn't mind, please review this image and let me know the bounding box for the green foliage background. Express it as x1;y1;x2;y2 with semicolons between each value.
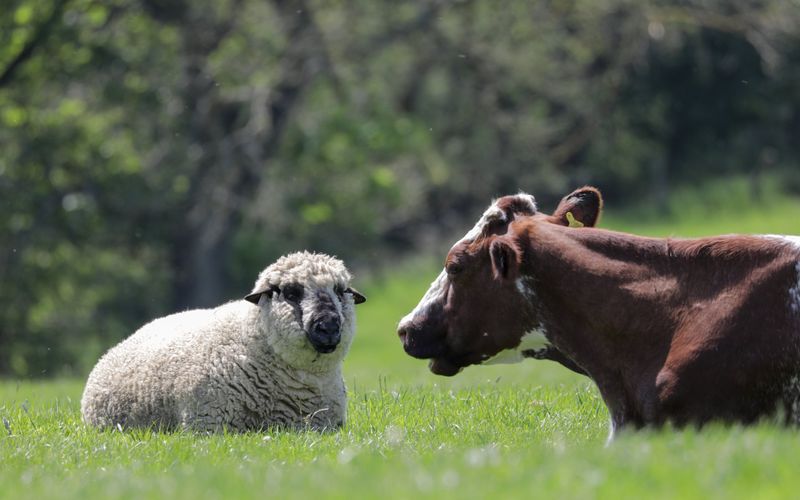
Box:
2;0;800;377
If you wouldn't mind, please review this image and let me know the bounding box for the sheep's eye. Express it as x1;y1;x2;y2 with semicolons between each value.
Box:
334;285;345;298
282;285;304;302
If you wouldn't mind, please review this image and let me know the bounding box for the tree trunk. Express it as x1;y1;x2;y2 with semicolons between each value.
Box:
168;0;332;310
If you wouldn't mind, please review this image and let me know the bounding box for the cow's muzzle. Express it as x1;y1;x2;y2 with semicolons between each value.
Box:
397;319;447;360
428;357;462;376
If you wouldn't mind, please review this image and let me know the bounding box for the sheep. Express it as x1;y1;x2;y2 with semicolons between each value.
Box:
80;251;366;432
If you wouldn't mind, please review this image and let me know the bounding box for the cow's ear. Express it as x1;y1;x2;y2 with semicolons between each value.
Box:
551;186;603;228
244;285;278;305
489;239;520;281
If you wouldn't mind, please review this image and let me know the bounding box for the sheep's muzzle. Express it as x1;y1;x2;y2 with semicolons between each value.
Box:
307;316;341;354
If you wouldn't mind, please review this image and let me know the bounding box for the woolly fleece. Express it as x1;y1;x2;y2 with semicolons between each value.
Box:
81;252;358;432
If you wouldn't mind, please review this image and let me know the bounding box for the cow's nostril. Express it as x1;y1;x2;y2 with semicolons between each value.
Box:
397;325;408;344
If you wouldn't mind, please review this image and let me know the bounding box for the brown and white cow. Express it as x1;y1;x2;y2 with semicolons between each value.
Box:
397;187;800;437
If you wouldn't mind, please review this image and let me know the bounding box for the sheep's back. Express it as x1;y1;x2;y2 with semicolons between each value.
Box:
80;302;252;429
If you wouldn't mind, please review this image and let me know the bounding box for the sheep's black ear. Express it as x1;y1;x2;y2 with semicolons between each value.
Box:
244;286;277;305
347;287;367;304
244;292;263;305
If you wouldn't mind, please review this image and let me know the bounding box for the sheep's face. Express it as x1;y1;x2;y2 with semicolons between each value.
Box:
246;253;366;371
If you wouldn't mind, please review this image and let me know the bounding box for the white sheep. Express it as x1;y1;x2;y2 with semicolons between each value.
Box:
80;251;366;432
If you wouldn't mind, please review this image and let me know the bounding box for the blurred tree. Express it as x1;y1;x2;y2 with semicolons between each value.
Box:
1;0;799;376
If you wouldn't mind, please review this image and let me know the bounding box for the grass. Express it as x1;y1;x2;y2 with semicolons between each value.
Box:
2;177;800;499
3;380;800;499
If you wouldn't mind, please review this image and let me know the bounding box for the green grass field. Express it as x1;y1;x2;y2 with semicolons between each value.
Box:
3;178;800;499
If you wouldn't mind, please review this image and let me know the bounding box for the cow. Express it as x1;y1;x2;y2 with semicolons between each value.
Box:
397;187;800;438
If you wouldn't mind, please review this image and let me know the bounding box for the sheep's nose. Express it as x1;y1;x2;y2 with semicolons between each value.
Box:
315;318;340;337
308;317;341;354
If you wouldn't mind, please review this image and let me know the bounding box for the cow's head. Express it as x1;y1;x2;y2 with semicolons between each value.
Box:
397;187;602;376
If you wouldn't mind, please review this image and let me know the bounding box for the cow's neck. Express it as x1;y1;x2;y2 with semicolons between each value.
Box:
528;228;670;414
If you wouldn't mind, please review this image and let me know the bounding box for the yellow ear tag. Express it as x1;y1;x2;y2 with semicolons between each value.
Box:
566;211;584;228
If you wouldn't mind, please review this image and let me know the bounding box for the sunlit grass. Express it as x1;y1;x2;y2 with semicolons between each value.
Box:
2;178;800;499
3;380;800;499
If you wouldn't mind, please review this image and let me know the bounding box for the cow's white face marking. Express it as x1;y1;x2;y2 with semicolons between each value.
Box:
790;261;800;314
459;193;537;245
515;277;537;301
762;235;800;314
460;205;505;244
482;328;550;365
764;235;800;248
781;373;800;425
398;194;537;331
399;270;447;328
606;420;616;445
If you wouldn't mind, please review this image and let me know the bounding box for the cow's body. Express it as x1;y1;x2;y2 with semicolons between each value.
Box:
398;188;800;436
522;224;800;432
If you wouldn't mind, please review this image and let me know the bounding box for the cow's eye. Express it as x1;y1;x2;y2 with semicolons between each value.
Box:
282;284;304;302
445;261;462;276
